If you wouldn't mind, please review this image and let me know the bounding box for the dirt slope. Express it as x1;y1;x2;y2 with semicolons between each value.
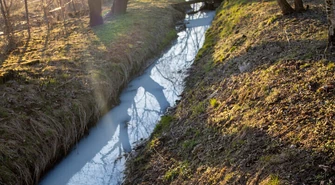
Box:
124;0;335;184
0;0;184;184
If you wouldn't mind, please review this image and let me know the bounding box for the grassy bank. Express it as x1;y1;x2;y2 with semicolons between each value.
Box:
0;0;184;184
124;0;335;184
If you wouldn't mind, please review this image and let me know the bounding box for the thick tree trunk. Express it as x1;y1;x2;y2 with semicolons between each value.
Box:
111;0;129;16
294;0;305;12
88;0;103;27
276;0;294;15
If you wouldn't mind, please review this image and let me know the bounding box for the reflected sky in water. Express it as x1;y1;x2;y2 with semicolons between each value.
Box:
40;9;215;185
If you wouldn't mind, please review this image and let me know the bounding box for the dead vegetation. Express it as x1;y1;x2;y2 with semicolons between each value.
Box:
124;0;335;184
0;0;184;184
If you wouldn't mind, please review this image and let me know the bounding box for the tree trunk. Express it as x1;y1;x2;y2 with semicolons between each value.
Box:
88;0;103;27
0;0;9;34
57;0;68;33
41;0;50;26
327;1;335;51
276;0;294;15
294;0;305;12
328;26;335;50
71;0;77;13
24;0;30;38
111;0;129;16
0;0;14;50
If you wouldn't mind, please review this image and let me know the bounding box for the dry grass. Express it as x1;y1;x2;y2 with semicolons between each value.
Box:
124;0;335;184
0;0;184;184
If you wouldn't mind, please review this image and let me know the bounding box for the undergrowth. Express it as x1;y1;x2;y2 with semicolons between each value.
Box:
124;0;335;184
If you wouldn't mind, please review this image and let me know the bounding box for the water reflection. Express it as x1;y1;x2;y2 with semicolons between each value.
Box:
40;10;215;185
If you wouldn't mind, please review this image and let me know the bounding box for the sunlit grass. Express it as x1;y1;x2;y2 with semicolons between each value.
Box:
93;14;136;45
163;161;190;181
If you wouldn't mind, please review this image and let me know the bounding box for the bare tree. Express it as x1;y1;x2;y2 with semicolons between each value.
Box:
24;0;30;38
40;0;50;26
0;0;14;51
57;0;68;33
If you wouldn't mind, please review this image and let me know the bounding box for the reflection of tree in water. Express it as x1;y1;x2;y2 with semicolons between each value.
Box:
151;21;210;98
43;10;213;185
83;10;212;168
79;18;210;185
126;17;211;143
126;74;170;141
77;73;172;184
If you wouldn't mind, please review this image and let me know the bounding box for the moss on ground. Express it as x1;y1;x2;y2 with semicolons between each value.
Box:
124;0;335;184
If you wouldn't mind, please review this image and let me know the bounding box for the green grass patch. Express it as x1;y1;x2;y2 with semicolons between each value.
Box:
192;101;206;116
0;107;9;118
300;63;311;69
182;139;198;150
259;155;273;163
196;34;215;61
210;98;219;108
208;0;255;62
203;59;215;72
223;172;235;182
152;115;174;136
93;14;135;45
164;161;190;181
268;174;280;185
266;15;279;25
326;62;335;71
149;136;161;149
185;127;201;137
160;29;177;50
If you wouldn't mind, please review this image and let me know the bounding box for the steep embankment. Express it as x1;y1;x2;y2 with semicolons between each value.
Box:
125;0;335;184
0;0;184;184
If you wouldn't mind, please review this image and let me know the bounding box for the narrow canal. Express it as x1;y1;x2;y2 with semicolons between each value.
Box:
40;5;215;185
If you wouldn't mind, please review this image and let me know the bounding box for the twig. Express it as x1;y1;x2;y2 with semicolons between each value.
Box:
153;147;166;163
55;77;76;89
284;28;290;46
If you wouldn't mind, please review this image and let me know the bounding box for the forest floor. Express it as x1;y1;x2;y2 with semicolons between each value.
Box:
124;0;335;184
0;0;184;184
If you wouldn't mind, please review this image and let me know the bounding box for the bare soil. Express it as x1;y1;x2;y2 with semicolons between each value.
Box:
124;0;335;184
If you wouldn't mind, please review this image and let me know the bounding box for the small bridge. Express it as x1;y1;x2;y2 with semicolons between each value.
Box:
171;0;222;13
172;0;209;6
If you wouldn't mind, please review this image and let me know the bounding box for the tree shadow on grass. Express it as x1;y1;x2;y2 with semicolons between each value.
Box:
125;36;335;184
126;91;335;184
181;40;334;184
187;37;329;90
166;125;335;184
